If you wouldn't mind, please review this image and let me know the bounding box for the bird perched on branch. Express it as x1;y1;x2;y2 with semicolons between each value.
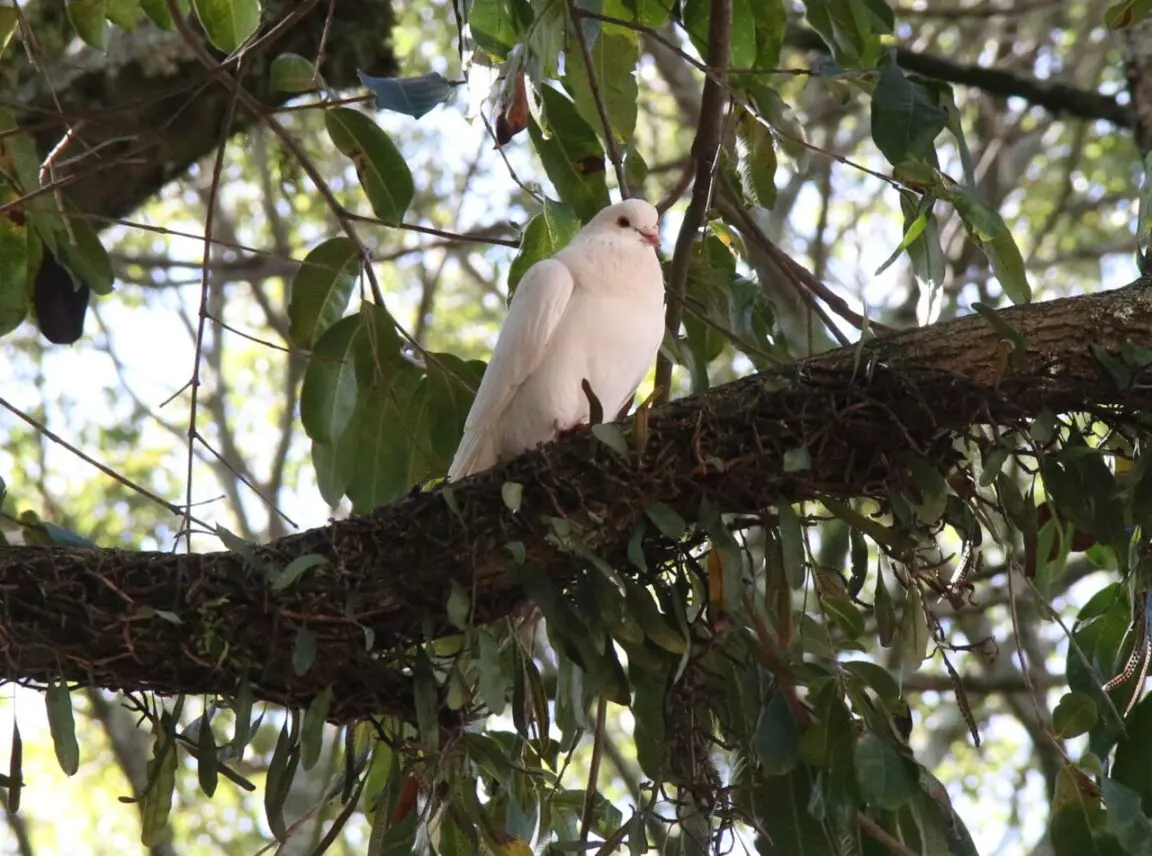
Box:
448;199;666;481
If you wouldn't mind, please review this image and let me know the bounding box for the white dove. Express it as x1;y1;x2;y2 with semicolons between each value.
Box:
448;199;666;480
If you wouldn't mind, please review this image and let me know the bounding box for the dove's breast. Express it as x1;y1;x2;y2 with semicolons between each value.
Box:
495;270;665;462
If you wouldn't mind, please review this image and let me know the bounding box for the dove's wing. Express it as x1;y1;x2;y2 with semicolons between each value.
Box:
447;258;576;480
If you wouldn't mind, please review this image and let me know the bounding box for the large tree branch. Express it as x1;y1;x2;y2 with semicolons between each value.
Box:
787;26;1131;128
3;280;1152;722
12;1;396;224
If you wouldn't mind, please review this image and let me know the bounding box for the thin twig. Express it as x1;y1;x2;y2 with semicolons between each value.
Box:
579;696;609;849
0;397;211;531
654;0;732;403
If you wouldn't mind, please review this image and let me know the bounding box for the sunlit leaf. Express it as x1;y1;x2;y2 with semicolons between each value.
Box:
325;107;416;222
528;86;611;221
190;0;260;53
269;52;318;92
301;686;333;770
288;238;361;349
563;30;639;144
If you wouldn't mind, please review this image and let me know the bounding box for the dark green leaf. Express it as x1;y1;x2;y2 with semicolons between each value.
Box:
645;503;685;540
854;734;917;810
293;627;317;676
0;199;30;337
1053;691;1099;739
528;86;611;221
141;721;178;845
271;553;328;593
301;687;333;771
777;502;806;588
755;692;800;775
1102;777;1152;856
871;56;948;164
140;0;188;29
300;315;363;444
196;709;218;797
6;717;21;812
325;107;415;221
898;584;929;669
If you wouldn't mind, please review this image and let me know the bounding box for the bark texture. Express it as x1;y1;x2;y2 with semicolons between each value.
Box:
3;278;1152;722
11;1;396;224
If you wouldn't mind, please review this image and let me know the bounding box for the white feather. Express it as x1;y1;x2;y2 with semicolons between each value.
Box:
448;199;666;481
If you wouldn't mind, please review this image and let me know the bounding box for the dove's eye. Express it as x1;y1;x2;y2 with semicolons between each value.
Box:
616;215;631;228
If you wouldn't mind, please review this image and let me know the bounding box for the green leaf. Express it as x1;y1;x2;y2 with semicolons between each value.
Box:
58;216;114;295
870;56;949;165
592;423;630;457
777;502;806;588
106;0;141;29
45;680;79;776
1107;0;1152;29
190;0;260;53
335;362;426;512
293;626;317;676
196;711;218;797
898;584;929;669
66;0;110;49
947;184;1031;304
528;86;611;221
843;660;900;702
325;107;415;222
271;553;328;593
301;686;333;771
0;7;17;52
265;716;299;841
502;481;524;512
1112;694;1152;812
754;692;800;775
447;580;471;630
311;440;346;506
141;722;178;845
417;353;485;466
288;238;361;349
644;503;685;540
0;201;30;337
802;0;884;67
1053;691;1099;739
140;0;189;29
736;114;778;208
478;628;510;717
563;30;639;144
231;674;255;753
358;71;458;119
300;315;363;444
508;199;582;289
683;0;758;69
469;0;520;57
854;734;917;810
1102;777;1152;856
270;53;318;92
6;717;21;812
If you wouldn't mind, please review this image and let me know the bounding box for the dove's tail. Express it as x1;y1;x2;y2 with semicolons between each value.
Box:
447;429;498;481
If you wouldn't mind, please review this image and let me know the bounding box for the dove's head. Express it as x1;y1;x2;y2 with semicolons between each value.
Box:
588;199;661;249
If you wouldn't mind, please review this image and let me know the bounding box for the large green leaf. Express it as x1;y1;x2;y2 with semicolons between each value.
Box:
946;184;1031;304
802;0;887;67
528;86;611;221
66;0;111;50
508;199;581;289
871;56;949;165
190;0;261;53
563;30;639;144
414;353;486;468
325;107;415;222
287;237;361;349
0;194;30;337
140;0;189;29
299;315;364;444
682;0;758;69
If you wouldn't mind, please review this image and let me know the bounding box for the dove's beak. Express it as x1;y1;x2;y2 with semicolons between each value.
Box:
638;226;660;247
